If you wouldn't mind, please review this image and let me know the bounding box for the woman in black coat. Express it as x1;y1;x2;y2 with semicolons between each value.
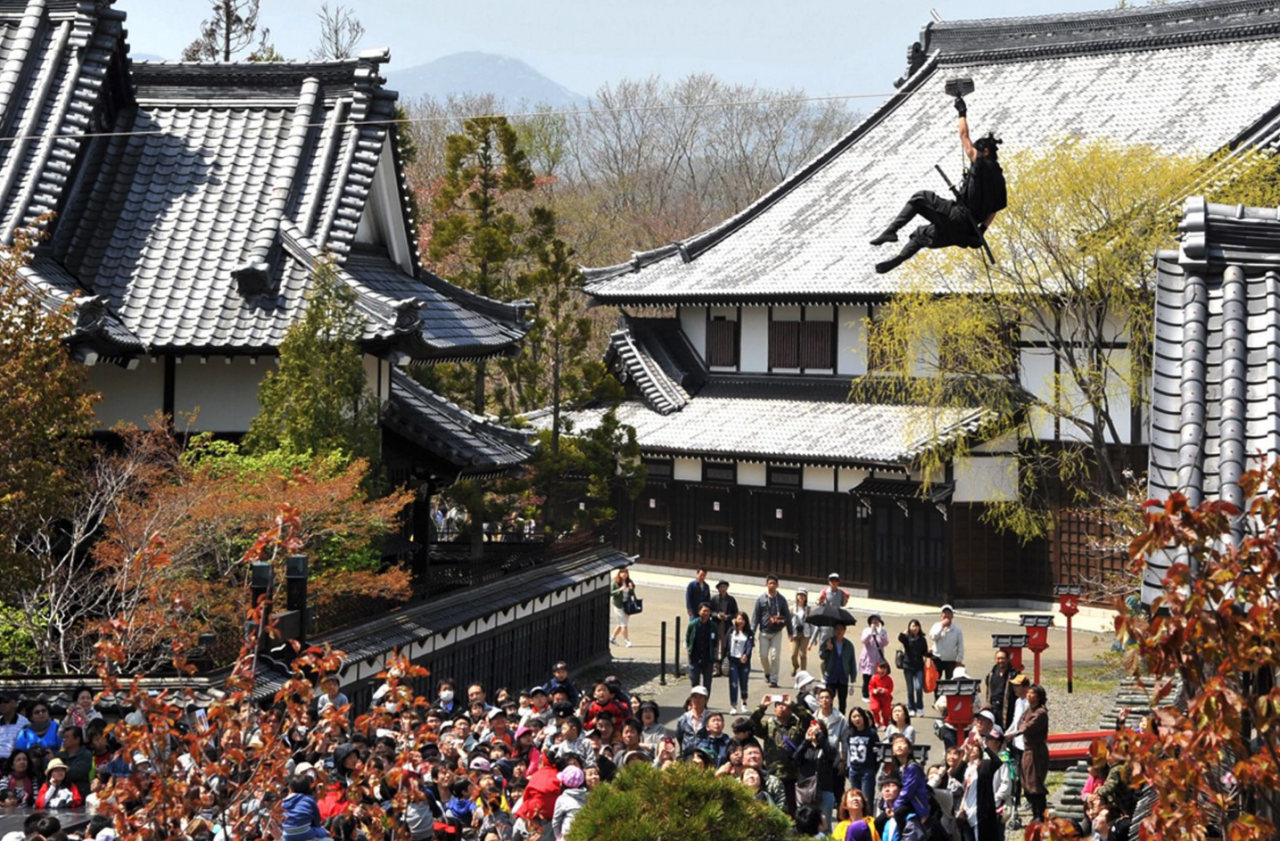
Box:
898;619;930;717
975;731;1003;841
792;717;839;831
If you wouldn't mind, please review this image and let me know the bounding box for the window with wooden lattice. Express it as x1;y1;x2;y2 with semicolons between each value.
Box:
799;321;834;370
769;320;800;369
707;318;738;367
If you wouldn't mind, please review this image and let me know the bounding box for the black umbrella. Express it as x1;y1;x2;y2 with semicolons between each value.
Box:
806;601;857;628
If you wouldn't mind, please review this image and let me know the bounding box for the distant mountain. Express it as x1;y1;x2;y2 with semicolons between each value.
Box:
386;51;586;108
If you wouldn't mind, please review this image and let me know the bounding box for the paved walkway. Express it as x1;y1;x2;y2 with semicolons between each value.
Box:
606;564;1119;767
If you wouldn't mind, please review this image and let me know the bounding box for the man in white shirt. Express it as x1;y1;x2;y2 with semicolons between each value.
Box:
928;604;965;680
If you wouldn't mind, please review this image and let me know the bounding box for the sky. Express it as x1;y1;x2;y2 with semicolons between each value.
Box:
123;0;1125;100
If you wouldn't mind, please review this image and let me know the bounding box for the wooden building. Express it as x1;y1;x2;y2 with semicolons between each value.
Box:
569;1;1280;602
0;0;627;683
0;0;536;532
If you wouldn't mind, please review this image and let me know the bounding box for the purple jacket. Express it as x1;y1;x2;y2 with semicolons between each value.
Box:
859;626;888;676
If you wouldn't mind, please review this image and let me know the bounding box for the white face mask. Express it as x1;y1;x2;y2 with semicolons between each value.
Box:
440;690;455;703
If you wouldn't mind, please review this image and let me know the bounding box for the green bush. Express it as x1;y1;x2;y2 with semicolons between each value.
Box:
566;761;795;841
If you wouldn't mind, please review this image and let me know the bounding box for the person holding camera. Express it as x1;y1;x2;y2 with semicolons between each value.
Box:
747;693;813;817
751;575;793;689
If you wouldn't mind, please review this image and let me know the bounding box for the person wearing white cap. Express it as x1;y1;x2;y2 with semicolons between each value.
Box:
928;604;965;681
792;670;821;713
812;574;849;649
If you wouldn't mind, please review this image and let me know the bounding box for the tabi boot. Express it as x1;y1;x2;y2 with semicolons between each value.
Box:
869;201;920;247
869;227;900;246
875;239;923;274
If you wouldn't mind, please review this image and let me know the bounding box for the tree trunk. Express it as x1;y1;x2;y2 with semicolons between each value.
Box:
470;524;484;561
473;359;487;415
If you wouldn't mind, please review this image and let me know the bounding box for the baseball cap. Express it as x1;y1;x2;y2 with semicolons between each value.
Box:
553;661;568;671
977;709;996;724
293;762;315;776
552;702;574;716
828;572;840;580
530;686;548;696
941;604;955;613
1010;674;1030;686
689;685;709;697
469;757;492;772
796;587;808;596
487;708;507;721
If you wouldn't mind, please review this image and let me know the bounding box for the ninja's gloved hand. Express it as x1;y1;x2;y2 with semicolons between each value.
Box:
954;96;967;117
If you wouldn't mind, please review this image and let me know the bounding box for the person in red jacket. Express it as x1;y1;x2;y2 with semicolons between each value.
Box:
35;758;83;809
583;682;627;734
513;758;562;837
868;660;895;728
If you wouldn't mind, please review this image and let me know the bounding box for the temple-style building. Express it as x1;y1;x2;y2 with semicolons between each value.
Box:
571;1;1280;602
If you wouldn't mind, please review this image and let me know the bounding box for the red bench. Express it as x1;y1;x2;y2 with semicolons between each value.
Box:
1045;730;1113;769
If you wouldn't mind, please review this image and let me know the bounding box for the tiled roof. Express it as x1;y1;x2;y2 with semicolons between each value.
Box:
20;256;142;359
606;326;691;415
383;367;532;477
321;543;629;664
553;383;986;468
1146;197;1280;602
0;1;526;359
585;1;1280;304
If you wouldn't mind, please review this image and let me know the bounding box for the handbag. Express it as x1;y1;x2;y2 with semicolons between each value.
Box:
624;596;644;615
795;772;822;808
895;649;906;670
924;656;940;693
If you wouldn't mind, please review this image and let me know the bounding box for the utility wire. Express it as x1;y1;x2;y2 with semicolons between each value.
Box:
0;89;897;145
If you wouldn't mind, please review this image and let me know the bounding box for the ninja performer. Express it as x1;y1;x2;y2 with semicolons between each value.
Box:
869;94;1007;274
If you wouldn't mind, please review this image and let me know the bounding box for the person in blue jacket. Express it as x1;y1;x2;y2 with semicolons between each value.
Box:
14;701;60;753
685;568;710;620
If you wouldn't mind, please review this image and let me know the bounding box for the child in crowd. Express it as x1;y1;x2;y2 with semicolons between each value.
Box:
868;660;895;728
281;773;329;840
35;758;82;809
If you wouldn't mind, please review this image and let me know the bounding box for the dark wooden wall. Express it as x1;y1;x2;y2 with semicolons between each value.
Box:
949;503;1051;601
619;481;950;602
342;586;610;713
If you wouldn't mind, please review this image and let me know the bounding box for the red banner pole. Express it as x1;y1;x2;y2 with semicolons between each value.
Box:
1066;613;1074;694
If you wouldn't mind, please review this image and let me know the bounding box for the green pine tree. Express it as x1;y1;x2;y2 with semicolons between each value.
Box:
429;116;536;414
566;761;795;841
243;255;380;468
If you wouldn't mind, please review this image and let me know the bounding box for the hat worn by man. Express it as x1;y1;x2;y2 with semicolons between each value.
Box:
294;762;315;776
688;685;709;698
1009;674;1030;686
530;686;548;696
486;708;507;721
716;580;730;589
941;604;955;613
552;702;575;716
553;661;568;671
828;573;840;581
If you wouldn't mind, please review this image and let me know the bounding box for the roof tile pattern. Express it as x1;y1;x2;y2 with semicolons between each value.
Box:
556;385;985;467
0;8;527;357
1147;197;1280;601
586;3;1280;303
384;368;531;476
